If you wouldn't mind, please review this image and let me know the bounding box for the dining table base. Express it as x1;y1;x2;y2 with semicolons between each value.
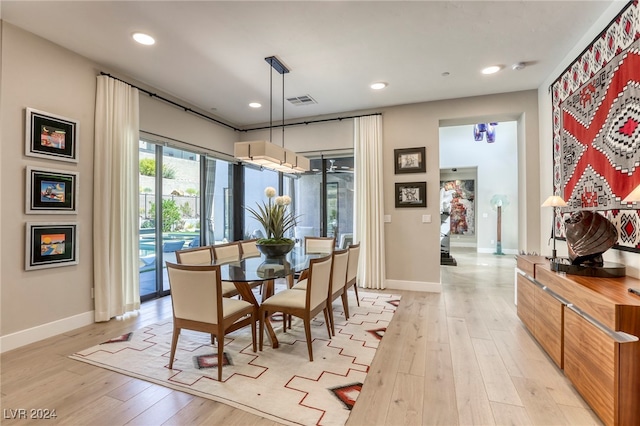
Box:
233;279;279;348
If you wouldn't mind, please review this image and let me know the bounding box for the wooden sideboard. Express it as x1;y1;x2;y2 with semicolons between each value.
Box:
515;256;640;426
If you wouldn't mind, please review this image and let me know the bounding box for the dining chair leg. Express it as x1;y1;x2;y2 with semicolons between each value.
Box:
217;334;224;381
327;300;335;336
259;309;265;351
353;284;360;307
303;317;313;362
322;308;332;339
341;291;350;319
250;310;257;352
169;327;180;369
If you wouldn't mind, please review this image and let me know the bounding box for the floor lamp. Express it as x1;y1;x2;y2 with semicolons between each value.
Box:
490;194;509;255
541;195;567;259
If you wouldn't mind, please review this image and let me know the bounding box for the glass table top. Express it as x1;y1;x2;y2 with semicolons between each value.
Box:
211;248;331;282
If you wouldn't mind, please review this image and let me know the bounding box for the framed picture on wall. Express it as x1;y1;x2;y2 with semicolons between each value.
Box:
25;107;79;163
395;182;427;208
394;147;426;174
25;222;78;271
26;166;78;214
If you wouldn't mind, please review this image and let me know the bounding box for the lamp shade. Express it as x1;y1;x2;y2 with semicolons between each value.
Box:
490;194;509;209
541;195;567;207
622;184;640;203
234;140;309;173
235;140;284;163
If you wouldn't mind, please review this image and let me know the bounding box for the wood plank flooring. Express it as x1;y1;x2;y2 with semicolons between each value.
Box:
0;249;603;425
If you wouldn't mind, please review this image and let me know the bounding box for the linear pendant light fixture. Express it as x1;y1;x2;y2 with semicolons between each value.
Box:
234;56;310;173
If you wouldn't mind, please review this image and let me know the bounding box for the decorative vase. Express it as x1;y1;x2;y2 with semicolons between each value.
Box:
255;242;295;258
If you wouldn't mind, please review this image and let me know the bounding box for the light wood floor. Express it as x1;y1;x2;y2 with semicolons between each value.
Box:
0;249;602;425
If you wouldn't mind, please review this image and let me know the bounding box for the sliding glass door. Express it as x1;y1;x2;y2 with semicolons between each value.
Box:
139;142;201;298
244;167;279;239
290;156;354;248
138;142;353;301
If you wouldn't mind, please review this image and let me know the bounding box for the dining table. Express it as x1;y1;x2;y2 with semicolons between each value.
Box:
211;248;330;349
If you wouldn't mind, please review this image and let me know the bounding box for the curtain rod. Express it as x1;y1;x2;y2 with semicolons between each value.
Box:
243;112;382;131
100;72;381;132
140;130;236;162
100;72;241;132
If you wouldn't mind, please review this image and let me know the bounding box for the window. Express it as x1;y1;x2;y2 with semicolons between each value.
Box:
243;167;279;239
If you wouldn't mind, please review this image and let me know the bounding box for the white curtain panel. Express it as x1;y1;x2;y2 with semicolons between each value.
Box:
354;115;386;289
94;76;140;321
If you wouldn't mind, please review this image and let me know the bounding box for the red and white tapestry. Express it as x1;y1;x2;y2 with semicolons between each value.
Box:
552;0;640;252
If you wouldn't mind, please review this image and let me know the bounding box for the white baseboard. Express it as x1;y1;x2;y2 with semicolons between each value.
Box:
477;247;519;255
450;242;477;248
0;311;94;353
385;279;441;293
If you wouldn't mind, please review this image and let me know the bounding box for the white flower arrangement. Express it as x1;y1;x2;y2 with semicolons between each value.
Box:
246;187;298;243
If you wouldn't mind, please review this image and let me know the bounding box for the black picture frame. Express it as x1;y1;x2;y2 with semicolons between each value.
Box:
25;107;78;163
394;147;425;174
395;182;427;208
25;222;79;270
26;166;78;214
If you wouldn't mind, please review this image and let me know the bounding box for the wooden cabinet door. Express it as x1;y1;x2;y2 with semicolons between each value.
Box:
534;288;563;368
517;274;535;334
564;307;615;426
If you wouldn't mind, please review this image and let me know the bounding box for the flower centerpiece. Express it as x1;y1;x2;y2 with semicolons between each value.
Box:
246;187;298;257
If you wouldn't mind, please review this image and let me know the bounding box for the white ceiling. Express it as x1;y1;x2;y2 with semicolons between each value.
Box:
2;1;614;127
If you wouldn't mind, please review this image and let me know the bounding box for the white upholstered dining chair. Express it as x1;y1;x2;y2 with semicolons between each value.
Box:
175;245;214;264
212;241;242;262
239;238;261;258
293;249;349;336
175;246;238;298
304;236;335;254
213;241;263;293
166;262;256;381
259;255;333;361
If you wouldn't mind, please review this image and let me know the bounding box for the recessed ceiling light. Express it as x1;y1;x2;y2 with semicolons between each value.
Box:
132;32;155;46
441;72;450;77
249;102;261;108
370;82;388;90
481;65;502;75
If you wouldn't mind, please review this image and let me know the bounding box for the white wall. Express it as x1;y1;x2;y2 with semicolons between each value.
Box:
0;23;238;352
1;22;98;351
440;122;519;254
242;92;539;292
537;1;639;279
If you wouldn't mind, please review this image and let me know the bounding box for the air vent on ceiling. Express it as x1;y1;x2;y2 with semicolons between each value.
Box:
287;95;317;106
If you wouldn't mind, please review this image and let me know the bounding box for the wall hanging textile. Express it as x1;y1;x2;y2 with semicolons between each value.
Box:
551;1;640;253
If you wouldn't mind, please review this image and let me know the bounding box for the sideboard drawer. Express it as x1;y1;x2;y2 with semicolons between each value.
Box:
516;255;547;278
564;307;615;426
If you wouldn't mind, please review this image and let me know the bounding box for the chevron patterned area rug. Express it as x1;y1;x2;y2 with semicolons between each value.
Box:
70;291;400;426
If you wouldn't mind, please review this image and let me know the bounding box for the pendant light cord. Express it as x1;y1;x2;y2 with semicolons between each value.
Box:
269;60;273;143
282;71;285;148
